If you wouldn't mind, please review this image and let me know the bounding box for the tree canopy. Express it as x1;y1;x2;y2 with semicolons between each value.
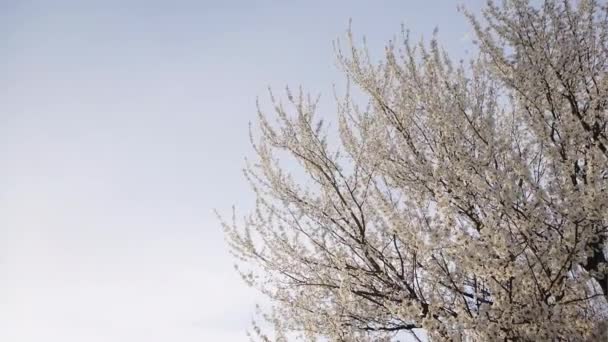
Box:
221;0;608;340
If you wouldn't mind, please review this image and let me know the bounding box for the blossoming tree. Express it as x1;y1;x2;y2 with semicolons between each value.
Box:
221;0;608;340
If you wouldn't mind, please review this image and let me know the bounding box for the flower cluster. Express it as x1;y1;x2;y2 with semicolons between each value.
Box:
220;0;608;340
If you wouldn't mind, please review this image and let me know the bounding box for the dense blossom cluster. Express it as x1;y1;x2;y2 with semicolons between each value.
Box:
221;1;608;340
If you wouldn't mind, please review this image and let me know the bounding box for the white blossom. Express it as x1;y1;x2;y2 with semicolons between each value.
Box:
220;1;608;340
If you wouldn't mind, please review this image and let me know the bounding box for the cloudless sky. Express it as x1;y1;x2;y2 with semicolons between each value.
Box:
0;1;485;341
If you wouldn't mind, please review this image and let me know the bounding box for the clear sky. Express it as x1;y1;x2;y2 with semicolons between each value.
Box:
0;1;484;341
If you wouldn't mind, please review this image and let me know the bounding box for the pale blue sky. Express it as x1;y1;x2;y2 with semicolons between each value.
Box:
0;1;484;341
